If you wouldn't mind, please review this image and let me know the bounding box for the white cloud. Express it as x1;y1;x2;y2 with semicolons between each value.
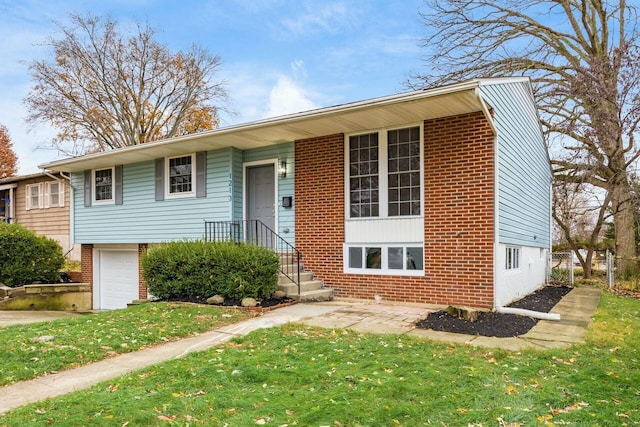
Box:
266;75;318;118
274;1;357;39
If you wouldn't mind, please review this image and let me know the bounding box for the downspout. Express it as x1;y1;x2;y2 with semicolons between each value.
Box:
475;88;562;321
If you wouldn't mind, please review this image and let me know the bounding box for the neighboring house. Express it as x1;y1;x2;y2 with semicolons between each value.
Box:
41;77;551;310
0;172;79;260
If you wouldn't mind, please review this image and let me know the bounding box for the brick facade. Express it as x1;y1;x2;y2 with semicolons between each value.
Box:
295;111;495;308
138;243;148;300
80;244;93;284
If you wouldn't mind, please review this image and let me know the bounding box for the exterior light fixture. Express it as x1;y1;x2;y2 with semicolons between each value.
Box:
279;160;287;178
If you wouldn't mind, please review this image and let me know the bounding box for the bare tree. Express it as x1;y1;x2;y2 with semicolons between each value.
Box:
0;124;18;179
552;179;612;277
412;1;640;274
25;13;227;154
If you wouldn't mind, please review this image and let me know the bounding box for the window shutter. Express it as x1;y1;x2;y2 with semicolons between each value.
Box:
155;159;164;201
25;186;31;211
115;165;123;205
59;182;65;208
196;151;207;198
44;183;51;209
84;170;92;207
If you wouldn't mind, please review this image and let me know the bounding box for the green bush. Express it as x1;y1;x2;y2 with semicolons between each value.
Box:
142;240;280;301
0;223;65;287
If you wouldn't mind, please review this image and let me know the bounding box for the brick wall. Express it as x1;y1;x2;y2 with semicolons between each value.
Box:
80;244;93;284
294;111;495;308
138;243;148;300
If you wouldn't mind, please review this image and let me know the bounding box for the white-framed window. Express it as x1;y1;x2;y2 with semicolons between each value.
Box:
345;244;424;275
506;246;520;270
166;154;195;198
25;184;42;210
93;167;115;204
45;181;64;208
347;125;422;219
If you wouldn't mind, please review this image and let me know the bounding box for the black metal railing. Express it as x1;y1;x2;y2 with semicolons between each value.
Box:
204;220;302;294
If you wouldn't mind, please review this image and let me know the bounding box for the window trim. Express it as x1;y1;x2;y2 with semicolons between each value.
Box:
343;243;425;276
45;181;65;208
165;153;196;199
344;123;424;220
25;183;43;210
92;167;115;205
505;246;521;270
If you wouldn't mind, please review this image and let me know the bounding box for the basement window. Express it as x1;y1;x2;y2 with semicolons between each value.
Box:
506;246;520;270
345;244;424;276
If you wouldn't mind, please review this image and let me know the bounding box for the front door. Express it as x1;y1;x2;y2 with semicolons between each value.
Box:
247;164;276;241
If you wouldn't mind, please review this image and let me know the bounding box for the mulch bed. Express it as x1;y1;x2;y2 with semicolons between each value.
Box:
415;285;573;338
166;296;296;309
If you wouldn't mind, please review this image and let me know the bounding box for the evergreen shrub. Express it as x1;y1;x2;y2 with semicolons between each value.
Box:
0;223;65;286
142;240;280;301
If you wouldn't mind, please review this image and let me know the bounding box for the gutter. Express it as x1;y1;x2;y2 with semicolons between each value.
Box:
496;305;561;321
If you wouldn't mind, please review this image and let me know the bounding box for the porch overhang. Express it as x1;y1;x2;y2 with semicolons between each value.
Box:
40;79;496;173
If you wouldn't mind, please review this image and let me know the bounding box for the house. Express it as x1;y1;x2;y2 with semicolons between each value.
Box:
0;172;79;260
40;77;551;310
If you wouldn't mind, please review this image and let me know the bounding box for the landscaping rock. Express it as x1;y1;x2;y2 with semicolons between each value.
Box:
445;306;480;322
241;297;258;307
206;295;225;305
273;290;287;299
31;335;55;343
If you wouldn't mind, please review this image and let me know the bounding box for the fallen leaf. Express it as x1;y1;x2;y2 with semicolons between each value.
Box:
157;415;176;421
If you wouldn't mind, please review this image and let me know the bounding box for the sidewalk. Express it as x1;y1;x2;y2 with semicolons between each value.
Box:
0;286;602;414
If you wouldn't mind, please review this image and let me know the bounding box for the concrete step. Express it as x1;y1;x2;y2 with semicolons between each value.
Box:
278;280;324;295
279;271;314;284
292;288;334;302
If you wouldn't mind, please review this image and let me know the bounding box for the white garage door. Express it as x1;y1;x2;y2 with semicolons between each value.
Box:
94;249;139;310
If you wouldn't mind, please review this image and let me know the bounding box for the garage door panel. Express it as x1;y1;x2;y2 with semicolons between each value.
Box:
96;250;139;310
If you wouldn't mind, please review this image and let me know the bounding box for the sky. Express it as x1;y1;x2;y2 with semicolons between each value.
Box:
0;0;426;175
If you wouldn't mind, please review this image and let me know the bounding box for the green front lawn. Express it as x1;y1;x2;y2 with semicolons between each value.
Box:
1;292;639;426
0;302;253;387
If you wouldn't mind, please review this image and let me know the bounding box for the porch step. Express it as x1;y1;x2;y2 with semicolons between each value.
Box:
277;266;333;303
278;271;314;284
292;288;334;302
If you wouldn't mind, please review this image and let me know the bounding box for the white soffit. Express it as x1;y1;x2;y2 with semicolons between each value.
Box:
41;84;484;173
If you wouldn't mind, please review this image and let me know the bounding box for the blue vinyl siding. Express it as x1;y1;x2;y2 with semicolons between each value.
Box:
480;81;551;248
243;143;295;245
73;148;235;243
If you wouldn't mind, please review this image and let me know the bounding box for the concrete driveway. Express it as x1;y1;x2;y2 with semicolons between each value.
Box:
0;311;81;327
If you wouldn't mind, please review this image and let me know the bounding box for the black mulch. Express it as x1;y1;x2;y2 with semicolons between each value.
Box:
415;285;573;338
166;295;295;308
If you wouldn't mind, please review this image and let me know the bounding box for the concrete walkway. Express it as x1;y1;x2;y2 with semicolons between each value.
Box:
0;286;602;414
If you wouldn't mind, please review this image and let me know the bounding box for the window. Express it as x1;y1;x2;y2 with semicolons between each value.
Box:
93;168;114;203
25;184;42;210
167;154;195;197
45;181;64;208
345;244;424;275
348;125;422;219
349;133;379;217
388;127;421;216
506;246;520;270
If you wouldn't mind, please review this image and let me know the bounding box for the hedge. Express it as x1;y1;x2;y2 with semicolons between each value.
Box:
0;222;65;287
142;240;280;301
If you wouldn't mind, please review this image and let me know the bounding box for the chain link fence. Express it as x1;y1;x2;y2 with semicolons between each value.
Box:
549;252;574;286
607;252;640;290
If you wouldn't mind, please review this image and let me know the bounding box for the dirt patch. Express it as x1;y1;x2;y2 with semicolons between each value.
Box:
415;286;572;338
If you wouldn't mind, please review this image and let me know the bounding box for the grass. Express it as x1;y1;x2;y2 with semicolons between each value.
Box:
1;292;639;426
0;302;253;387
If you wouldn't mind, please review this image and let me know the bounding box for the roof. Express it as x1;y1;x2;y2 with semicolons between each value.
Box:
40;77;530;173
